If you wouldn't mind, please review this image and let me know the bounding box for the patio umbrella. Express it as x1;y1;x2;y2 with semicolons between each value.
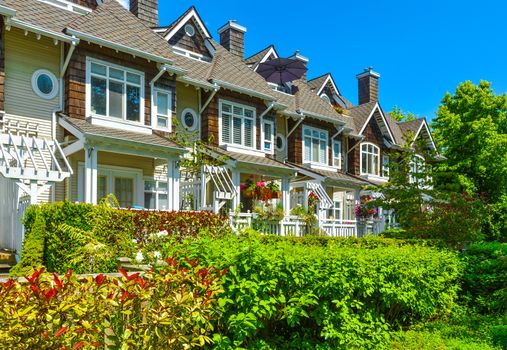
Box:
256;58;307;84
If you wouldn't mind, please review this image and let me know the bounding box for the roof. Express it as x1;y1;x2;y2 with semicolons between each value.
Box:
290;163;369;187
245;45;276;67
66;0;177;62
398;118;423;136
307;73;329;92
60;115;185;151
348;101;377;133
2;0;81;33
208;146;294;172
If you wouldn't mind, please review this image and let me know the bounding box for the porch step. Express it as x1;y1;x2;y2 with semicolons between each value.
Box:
0;249;17;274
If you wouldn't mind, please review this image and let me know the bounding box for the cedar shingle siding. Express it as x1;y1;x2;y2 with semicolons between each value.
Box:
358;75;379;105
220;29;245;59
130;0;158;28
168;19;211;58
65;43;176;127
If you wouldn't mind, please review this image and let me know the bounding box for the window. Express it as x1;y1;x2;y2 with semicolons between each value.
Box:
97;175;107;202
327;201;342;220
275;133;286;152
114;177;134;208
409;155;425;184
220;100;256;149
263;119;275;153
321;93;331;104
31;69;58;99
144;179;169;210
180;108;198;132
360;143;380;176
333;140;342;168
184;24;195;37
382;155;390;178
303;126;328;165
88;58;143;123
154;89;172;130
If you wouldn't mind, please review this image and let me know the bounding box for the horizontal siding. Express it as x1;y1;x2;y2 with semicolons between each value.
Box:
4;28;60;120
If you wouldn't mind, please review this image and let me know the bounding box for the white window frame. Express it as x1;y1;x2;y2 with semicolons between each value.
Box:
321;93;331;104
32;69;59;100
86;57;145;127
262;119;275;154
219;99;257;151
302;125;329;166
152;88;172;132
180;107;199;132
409;154;425;184
275;133;286;152
360;142;381;177
382;154;390;178
332;140;342;169
144;177;169;210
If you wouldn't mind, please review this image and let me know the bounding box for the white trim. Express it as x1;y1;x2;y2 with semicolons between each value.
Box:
261;119;275;155
151;88;173;132
332;139;342;169
275;133;286;152
143;177;170;211
320;93;331;104
413;119;437;151
382;154;390;178
213;79;275;101
357;102;396;144
164;8;211;41
5;18;78;44
89;116;152;135
302;125;329;166
253;46;279;71
217;20;247;34
315;74;340;96
37;0;92;14
85;57;146;130
172;46;212;63
31;69;59;100
360;142;381;177
180;107;199;132
218;99;257;150
222;144;265;157
184;23;196;37
308;163;341;172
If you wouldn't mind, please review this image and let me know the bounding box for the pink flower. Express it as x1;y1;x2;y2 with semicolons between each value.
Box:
256;181;266;187
240;184;247;191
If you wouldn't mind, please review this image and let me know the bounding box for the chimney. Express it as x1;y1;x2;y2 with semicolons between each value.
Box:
218;20;247;59
289;50;309;81
130;0;158;28
356;67;380;105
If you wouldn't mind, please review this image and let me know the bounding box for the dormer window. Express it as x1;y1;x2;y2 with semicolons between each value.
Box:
321;93;331;104
184;24;195;37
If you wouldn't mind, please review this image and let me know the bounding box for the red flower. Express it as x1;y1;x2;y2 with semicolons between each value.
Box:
95;274;106;286
54;326;68;338
53;273;63;289
73;341;86;350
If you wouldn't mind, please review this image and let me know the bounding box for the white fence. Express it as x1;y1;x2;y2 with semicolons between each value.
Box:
0;176;29;257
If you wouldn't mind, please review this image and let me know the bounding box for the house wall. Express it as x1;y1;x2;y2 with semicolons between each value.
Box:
287;116;346;168
65;43;176;128
168;18;211;59
0;17;5;112
174;81;199;140
274;114;287;161
348;110;388;176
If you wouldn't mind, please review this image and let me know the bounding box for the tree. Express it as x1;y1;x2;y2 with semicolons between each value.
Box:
432;80;507;239
432;80;507;201
390;105;416;122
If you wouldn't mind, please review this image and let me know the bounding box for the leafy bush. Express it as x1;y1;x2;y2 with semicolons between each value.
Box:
161;234;462;349
13;200;231;275
0;260;224;349
461;242;507;314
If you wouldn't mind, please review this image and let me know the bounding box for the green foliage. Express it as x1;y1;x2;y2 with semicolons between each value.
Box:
13;200;231;275
491;325;507;348
0;260;224;349
461;242;507;314
161;235;462;349
390;105;417;122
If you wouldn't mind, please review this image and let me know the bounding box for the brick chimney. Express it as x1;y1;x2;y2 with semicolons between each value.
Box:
218;20;247;59
130;0;158;28
356;67;380;105
289;50;309;81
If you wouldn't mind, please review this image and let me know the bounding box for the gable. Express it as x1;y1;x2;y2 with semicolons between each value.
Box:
168;17;212;59
414;120;437;151
357;104;395;144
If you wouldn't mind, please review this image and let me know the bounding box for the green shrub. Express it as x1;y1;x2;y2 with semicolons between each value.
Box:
13;200;231;275
491;325;507;348
461;242;507;314
162;235;462;349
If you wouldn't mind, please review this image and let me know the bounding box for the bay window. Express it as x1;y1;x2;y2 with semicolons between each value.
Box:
333;140;342;168
87;58;144;123
220;100;256;149
360;143;380;176
303;126;328;165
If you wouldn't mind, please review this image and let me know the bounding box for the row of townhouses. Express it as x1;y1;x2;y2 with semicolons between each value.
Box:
0;0;437;253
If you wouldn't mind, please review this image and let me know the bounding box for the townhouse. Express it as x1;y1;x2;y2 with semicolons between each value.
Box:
0;0;437;253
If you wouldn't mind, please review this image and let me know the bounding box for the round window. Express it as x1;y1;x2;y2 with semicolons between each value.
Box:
181;108;198;131
184;24;195;37
275;133;286;151
31;69;58;100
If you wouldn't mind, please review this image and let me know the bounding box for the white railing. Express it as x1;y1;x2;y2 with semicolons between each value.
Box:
320;219;357;238
179;178;201;211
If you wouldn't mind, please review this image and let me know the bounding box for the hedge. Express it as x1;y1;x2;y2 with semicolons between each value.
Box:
160;233;462;349
12;201;231;276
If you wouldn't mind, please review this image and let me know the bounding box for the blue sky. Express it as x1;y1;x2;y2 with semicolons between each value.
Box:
147;1;505;121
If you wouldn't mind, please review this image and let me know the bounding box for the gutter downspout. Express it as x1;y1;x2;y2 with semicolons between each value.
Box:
60;37;79;78
259;101;275;119
331;126;345;140
346;135;366;155
199;83;220;114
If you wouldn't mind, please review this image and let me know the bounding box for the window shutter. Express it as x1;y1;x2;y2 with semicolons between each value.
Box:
233;117;242;145
244;118;253;148
222;114;231;143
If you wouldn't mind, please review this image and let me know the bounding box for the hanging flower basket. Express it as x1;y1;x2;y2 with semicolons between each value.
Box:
240;178;281;203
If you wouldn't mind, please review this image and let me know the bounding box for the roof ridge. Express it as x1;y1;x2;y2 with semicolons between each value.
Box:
245;44;274;61
308;72;331;82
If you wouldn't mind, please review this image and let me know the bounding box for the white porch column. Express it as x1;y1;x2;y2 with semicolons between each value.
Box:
200;167;207;210
282;176;290;216
84;145;97;204
303;182;309;209
231;170;241;212
167;159;180;211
